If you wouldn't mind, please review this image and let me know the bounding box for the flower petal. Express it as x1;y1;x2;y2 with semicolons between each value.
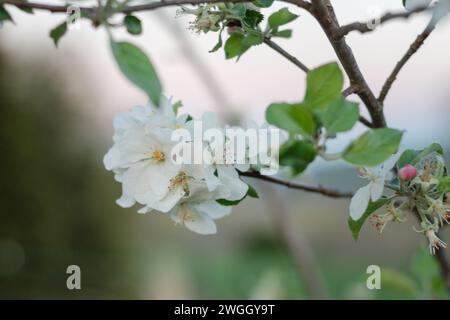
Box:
350;184;371;220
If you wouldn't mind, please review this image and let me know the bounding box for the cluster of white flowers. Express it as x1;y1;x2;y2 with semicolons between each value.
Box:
103;96;271;235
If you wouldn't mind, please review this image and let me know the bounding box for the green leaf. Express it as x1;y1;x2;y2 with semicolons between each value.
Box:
216;184;258;206
228;3;247;17
438;176;450;193
124;15;142;35
266;103;316;136
315;98;359;135
348;197;389;240
268;8;298;29
210;26;225;53
224;32;250;59
0;5;13;23
111;41;162;106
272;29;292;38
242;28;264;46
397;143;444;168
243;10;264;28
381;269;417;295
411;246;440;285
279;140;317;175
252;0;274;8
343;128;403;167
305;62;343;110
49;21;67;47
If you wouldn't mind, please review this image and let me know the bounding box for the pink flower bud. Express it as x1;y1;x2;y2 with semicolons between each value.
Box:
398;164;417;181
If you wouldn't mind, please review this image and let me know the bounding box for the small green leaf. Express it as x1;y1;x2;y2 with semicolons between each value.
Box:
242;28;264;46
49;21;67;47
252;0;274;8
210;26;225;53
305;62;343;110
279;140;317;175
343;128;403;167
348;197;389;240
224;32;250;59
315;98;359;135
243;10;264;28
397;143;444;168
268;8;298;29
438;176;450;193
228;3;247;17
0;5;13;22
266;103;315;136
272;29;292;38
111;41;162;106
381;269;418;295
124;15;142;35
216;184;258;206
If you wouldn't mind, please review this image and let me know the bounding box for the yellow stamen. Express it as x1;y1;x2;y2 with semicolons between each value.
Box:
152;151;165;162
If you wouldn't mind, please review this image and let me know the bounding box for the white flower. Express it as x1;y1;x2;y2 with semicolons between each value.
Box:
349;155;399;220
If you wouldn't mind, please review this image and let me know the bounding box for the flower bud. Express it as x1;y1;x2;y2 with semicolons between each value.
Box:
398;164;417;181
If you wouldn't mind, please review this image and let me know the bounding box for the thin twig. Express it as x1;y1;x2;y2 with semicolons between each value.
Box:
378;22;435;105
263;37;310;73
336;5;432;38
240;171;353;198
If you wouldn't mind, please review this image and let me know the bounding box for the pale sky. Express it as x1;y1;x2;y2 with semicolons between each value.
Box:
1;0;449;153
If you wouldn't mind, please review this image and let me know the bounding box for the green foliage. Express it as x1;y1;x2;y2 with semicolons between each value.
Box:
49;21;67;47
110;41;161;106
224;32;250;59
343;128;403;166
252;0;274;8
0;5;13;23
305;62;343;110
124;15;142;35
315;98;359;135
438;176;450;193
279;140;317;175
266;103;316;137
271;29;292;38
397;143;444;168
268;8;298;29
348;197;389;240
217;184;259;206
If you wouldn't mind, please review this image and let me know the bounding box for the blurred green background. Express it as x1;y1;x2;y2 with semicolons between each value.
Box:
0;30;449;299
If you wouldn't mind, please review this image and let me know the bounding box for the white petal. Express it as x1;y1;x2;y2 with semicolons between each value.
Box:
194;200;232;220
116;193;135;208
123;161;173;197
350;184;371;220
217;166;249;201
103;146;122;171
171;204;217;235
370;178;385;202
382;153;401;173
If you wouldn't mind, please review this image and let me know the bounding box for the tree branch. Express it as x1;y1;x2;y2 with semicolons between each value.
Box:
336;5;432;38
378;22;435;105
239;171;352;198
310;0;386;128
2;0;312;15
263;37;310;73
436;230;450;291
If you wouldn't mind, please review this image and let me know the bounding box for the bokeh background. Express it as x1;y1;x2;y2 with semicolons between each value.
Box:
0;0;449;299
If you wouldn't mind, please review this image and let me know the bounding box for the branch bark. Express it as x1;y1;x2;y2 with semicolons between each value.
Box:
336;5;432;37
240;171;352;198
310;0;386;128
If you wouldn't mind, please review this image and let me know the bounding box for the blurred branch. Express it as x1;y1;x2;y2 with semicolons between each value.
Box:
240;171;353;198
336;6;432;37
258;183;330;299
378;21;435;105
435;232;450;291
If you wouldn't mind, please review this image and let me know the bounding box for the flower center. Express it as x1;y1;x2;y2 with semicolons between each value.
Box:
152;150;165;162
